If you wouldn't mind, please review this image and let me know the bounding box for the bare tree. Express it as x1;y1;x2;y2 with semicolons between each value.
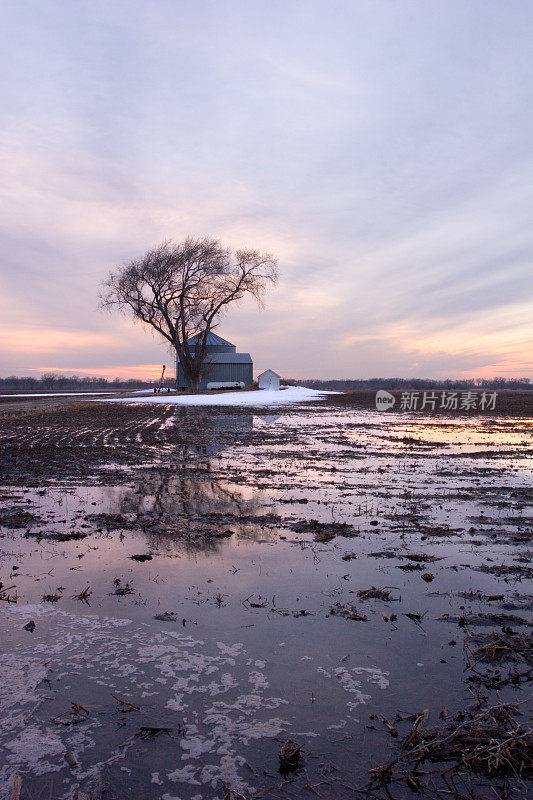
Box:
100;237;278;392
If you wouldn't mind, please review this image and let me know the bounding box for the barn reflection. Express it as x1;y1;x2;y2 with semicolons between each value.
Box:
112;413;275;553
186;413;254;455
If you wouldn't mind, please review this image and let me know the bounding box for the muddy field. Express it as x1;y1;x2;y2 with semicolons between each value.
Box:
0;396;531;800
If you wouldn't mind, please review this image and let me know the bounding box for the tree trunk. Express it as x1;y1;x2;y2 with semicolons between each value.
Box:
176;346;202;393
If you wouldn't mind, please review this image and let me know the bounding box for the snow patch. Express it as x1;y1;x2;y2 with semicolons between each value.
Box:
99;386;338;407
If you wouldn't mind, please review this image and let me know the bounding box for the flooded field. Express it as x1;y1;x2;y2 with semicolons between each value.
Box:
0;398;531;800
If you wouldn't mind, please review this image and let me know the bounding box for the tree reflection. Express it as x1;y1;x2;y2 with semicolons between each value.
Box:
115;411;276;553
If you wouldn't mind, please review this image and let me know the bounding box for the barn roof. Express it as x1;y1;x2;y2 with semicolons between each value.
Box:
187;332;234;347
205;352;253;364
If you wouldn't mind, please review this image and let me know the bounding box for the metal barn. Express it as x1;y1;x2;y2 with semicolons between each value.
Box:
257;369;281;390
176;332;253;390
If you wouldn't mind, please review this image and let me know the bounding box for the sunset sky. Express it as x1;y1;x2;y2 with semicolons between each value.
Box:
1;0;532;381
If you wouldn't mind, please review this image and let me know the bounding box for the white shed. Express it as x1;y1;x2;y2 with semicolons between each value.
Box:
257;369;281;390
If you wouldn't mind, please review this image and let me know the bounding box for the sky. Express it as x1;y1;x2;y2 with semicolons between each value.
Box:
1;0;532;381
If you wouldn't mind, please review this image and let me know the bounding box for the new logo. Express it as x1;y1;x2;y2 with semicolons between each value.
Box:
375;390;395;411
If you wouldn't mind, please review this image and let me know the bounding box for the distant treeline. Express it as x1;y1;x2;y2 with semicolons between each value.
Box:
2;373;532;393
289;377;532;391
0;373;152;391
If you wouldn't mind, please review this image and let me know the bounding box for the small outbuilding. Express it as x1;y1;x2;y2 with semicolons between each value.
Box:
257;369;281;390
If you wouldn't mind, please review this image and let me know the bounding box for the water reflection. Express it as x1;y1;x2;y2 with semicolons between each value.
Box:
120;472;260;518
185;412;253;454
256;414;280;425
108;469;271;554
0;405;531;800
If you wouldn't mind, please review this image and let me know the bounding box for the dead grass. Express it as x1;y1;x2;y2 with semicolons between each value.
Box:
366;702;532;798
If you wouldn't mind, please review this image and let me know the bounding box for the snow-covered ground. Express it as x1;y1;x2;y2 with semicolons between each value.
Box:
100;386;337;407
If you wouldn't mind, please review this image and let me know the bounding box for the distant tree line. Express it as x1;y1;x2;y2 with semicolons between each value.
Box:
1;373;531;393
0;373;152;391
287;377;532;391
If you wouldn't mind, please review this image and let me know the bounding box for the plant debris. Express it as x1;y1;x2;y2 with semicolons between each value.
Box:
73;585;92;604
402;553;442;563
366;702;533;797
42;593;62;603
290;518;358;541
330;602;367;621
0;581;17;603
278;738;303;773
136;725;174;739
154;611;178;622
111;578;134;595
51;702;90;725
